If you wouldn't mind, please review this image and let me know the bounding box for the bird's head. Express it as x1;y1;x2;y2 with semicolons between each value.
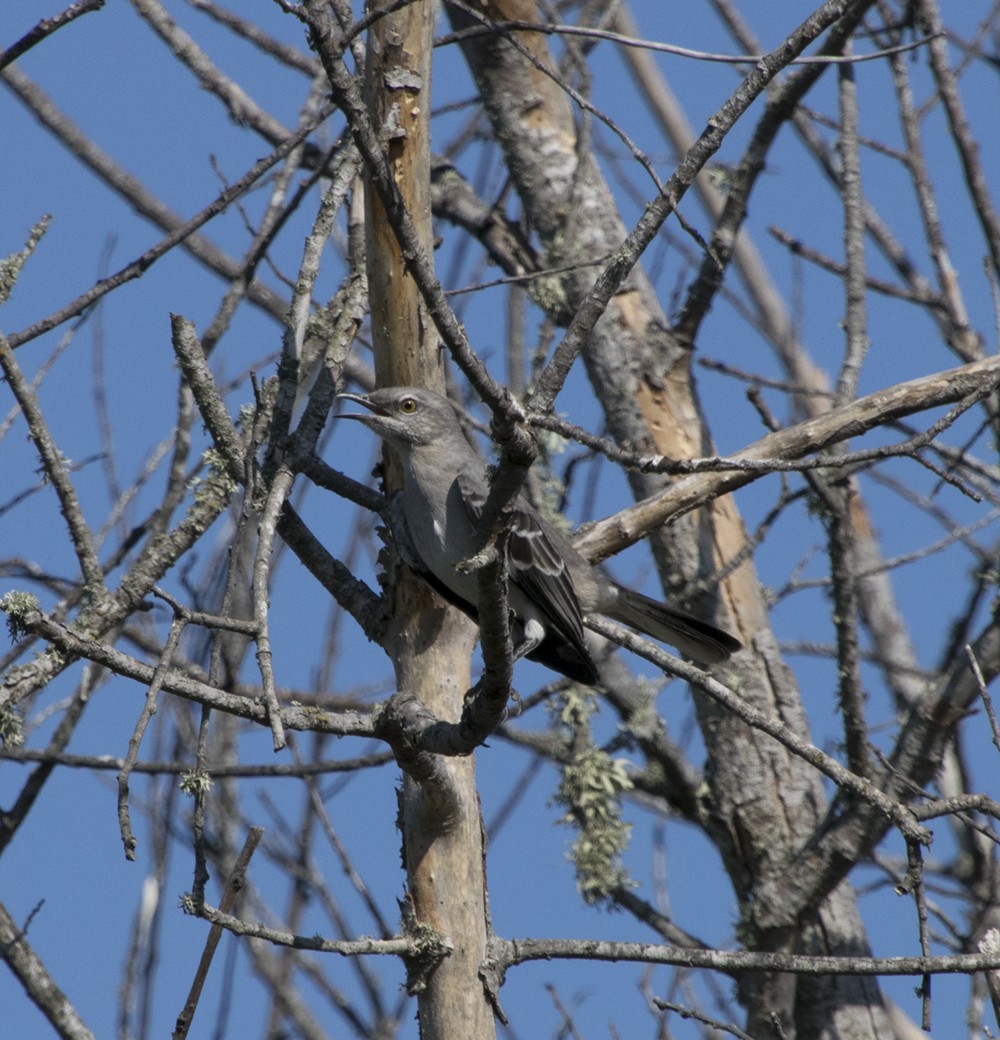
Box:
334;387;462;450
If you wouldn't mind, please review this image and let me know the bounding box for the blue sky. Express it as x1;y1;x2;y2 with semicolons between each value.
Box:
3;2;999;1038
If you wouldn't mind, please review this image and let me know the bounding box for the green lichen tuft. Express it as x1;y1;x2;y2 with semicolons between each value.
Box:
1;591;40;642
552;686;636;906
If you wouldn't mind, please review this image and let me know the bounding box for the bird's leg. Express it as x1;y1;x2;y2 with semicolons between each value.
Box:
511;617;545;663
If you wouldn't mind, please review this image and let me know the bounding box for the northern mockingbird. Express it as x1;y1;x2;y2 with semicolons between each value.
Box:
336;386;741;682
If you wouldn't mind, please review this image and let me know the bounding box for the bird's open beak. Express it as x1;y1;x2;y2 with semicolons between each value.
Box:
333;392;386;423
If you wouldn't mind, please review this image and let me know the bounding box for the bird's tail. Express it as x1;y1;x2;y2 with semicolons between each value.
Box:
607;587;741;665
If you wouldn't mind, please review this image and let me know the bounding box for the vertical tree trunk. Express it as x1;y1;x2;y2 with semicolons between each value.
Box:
363;3;495;1037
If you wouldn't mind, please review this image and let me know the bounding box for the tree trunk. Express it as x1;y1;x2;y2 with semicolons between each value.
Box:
364;2;495;1037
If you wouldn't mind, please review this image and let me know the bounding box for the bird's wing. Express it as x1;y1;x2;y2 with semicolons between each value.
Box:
387;491;425;575
387;490;480;623
455;466;589;655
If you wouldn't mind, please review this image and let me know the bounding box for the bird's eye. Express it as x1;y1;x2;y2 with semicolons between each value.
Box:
399;397;418;414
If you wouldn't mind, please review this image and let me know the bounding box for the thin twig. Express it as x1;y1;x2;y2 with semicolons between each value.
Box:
897;839;933;1030
253;466;292;752
187;0;318;73
573;355;1000;563
919;0;1000;278
18;608;377;738
118;612;188;860
0;0;105;71
0;332;106;592
497;934;1000;976
193;902;418;958
173;827;265;1040
0;898;97;1040
654;1000;755;1040
2;69;334;349
0;746;394;776
151;587;260;635
585;614;930;845
966;645;1000;754
437;20;940;67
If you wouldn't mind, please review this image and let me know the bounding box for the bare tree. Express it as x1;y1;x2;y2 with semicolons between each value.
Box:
2;2;999;1038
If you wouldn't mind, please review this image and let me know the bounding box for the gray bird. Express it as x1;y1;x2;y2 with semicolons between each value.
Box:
335;386;741;683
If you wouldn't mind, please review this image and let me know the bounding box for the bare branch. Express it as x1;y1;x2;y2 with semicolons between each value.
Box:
574;355;1000;563
17;607;376;738
438;19;939;68
173;826;265;1040
496;935;1000;977
1;66;334;348
0;0;105;72
0;898;96;1040
0;332;105;591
